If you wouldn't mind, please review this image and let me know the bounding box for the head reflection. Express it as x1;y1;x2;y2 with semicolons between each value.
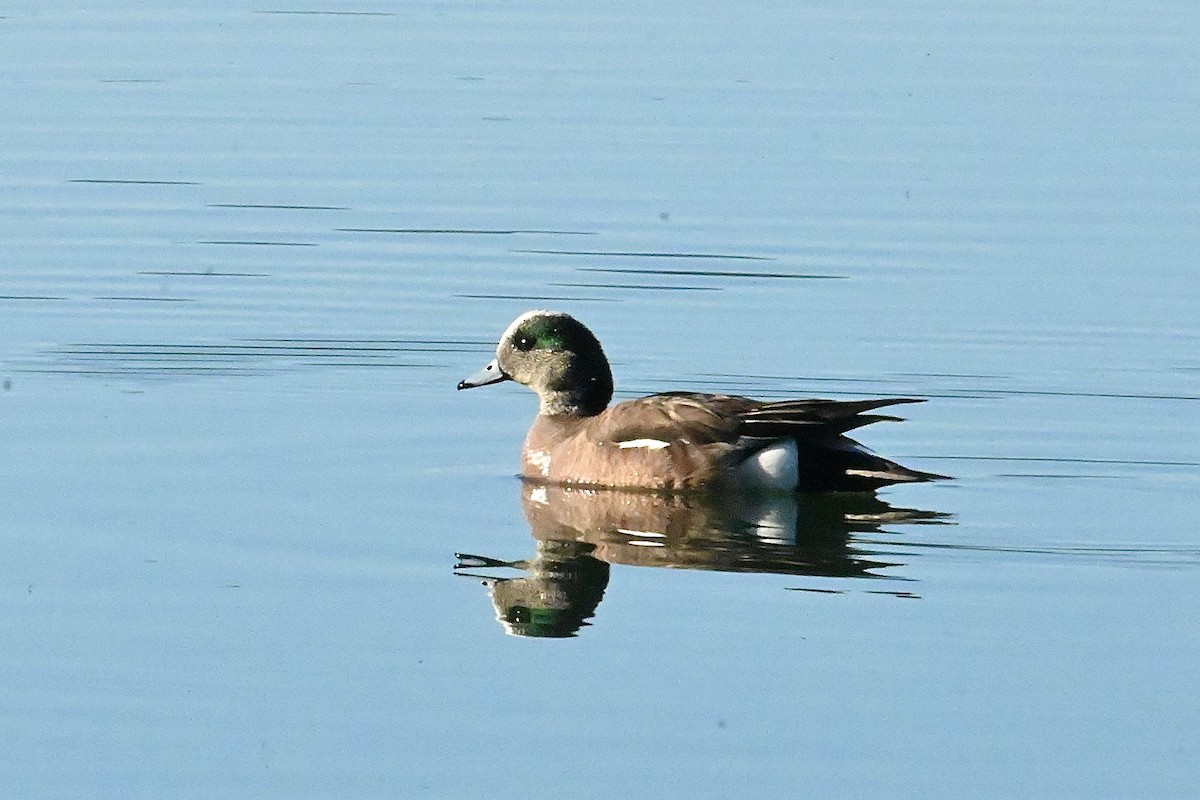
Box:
455;482;949;638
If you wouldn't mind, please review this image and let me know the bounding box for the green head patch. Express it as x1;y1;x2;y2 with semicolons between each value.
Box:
513;317;567;352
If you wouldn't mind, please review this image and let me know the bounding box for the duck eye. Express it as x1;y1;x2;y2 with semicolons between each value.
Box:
514;334;535;352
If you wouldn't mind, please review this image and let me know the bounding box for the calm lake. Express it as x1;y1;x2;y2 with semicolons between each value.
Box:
2;2;1198;798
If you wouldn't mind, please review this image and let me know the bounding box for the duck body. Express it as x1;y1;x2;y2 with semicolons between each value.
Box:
459;311;947;493
520;391;940;492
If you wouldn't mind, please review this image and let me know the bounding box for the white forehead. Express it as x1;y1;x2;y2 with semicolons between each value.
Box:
498;309;559;351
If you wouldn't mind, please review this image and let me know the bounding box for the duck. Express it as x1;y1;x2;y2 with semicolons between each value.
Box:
458;310;947;492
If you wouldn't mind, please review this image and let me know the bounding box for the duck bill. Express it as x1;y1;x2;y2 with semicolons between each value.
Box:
457;358;511;390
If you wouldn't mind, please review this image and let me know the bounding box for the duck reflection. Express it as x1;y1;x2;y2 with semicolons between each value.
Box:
455;482;949;638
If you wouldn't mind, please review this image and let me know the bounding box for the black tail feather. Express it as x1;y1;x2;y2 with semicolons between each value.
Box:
794;439;950;491
737;397;947;491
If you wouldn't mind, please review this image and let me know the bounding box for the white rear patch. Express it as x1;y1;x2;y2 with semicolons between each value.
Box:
616;438;670;450
733;440;799;490
527;449;552;476
528;486;549;505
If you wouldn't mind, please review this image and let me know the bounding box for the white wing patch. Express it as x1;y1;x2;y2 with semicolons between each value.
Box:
616;438;670;450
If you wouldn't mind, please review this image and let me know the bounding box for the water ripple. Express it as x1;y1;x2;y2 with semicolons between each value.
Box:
579;266;845;280
514;248;773;260
23;339;478;378
339;227;597;235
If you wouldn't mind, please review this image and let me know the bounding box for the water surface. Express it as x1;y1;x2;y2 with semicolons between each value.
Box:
2;2;1198;798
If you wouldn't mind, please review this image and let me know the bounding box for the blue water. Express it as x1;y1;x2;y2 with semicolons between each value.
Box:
2;2;1198;798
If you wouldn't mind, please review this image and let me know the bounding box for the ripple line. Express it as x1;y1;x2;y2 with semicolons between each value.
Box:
515;249;772;260
70;179;200;185
93;296;195;302
917;454;1200;468
455;293;617;302
549;282;720;292
339;227;596;235
254;10;397;16
580;266;842;279
196;240;316;246
139;270;269;277
209;203;349;210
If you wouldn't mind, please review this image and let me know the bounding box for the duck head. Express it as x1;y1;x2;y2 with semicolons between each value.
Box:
458;310;614;417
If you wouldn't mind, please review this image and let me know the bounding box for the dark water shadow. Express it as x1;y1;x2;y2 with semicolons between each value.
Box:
454;482;951;638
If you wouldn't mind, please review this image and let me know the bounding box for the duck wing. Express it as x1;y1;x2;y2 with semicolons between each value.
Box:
590;393;924;444
586;392;756;445
739;397;926;437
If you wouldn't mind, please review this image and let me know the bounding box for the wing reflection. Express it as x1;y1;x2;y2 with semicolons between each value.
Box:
455;483;950;638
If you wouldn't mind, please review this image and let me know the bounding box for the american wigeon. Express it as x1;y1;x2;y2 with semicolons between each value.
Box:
458;310;947;492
